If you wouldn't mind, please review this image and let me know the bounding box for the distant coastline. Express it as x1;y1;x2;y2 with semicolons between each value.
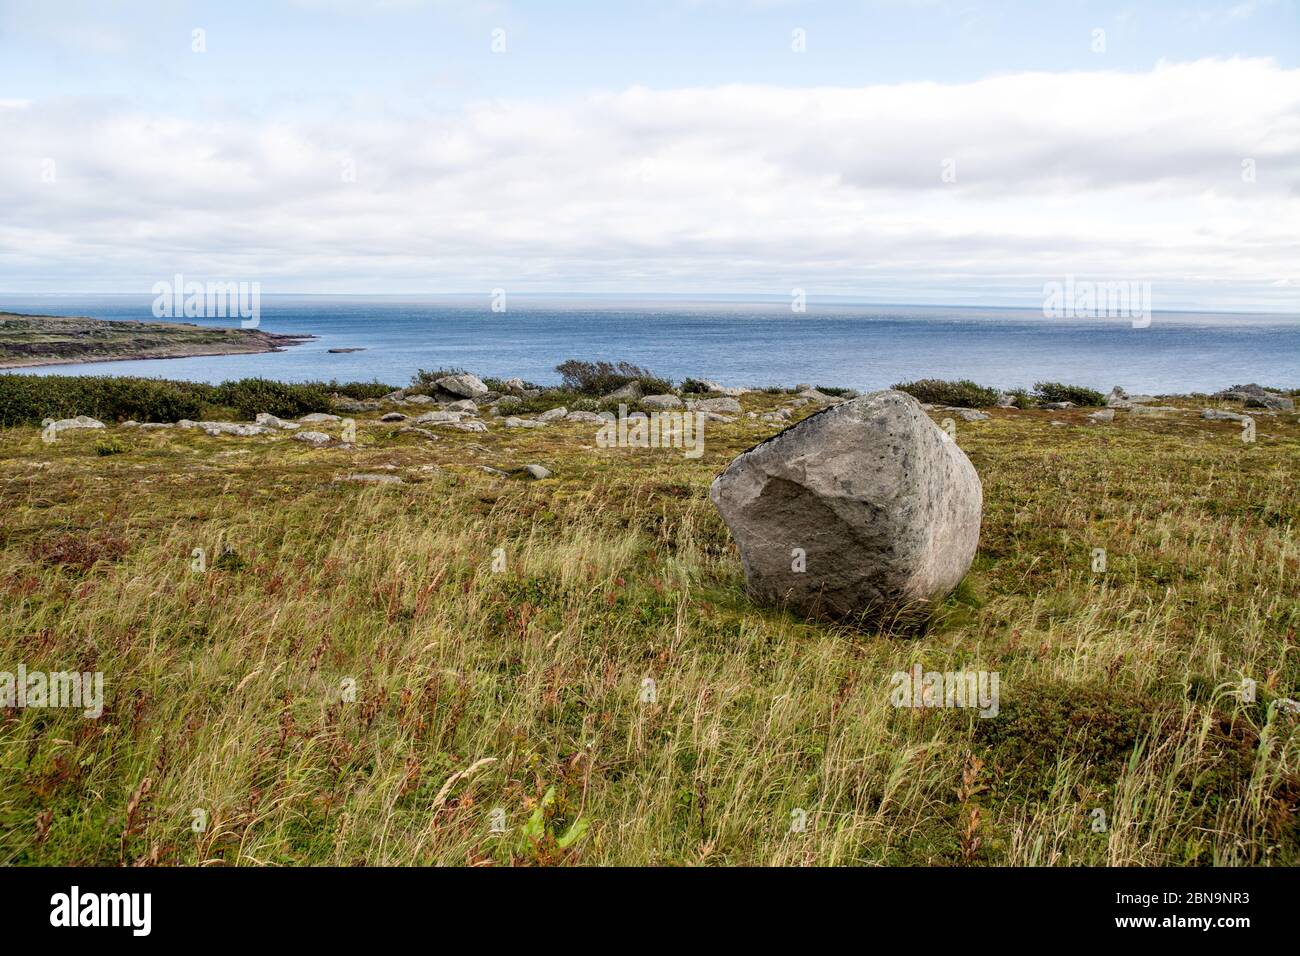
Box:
0;312;312;370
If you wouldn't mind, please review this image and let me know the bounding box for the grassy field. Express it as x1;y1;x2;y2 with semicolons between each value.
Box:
1;392;1297;866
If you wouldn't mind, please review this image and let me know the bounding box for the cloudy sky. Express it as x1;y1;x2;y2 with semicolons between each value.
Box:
1;0;1298;311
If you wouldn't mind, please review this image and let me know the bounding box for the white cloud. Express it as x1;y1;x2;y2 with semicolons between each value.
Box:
2;57;1298;308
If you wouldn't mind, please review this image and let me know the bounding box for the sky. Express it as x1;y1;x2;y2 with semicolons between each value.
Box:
1;0;1298;311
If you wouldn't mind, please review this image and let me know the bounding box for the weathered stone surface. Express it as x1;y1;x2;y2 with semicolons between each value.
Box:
692;396;742;414
200;421;273;437
335;473;404;485
255;413;299;430
1087;409;1116;423
44;415;106;433
565;410;608;424
641;394;683;410
520;464;551;480
435;373;489;399
709;390;982;622
379;412;407;422
537;407;568;422
501;416;545;428
1202;408;1251;422
293;431;332;446
299;413;341;424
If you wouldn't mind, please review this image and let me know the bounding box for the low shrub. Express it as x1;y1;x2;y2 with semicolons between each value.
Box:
891;379;999;408
94;437;127;456
1033;381;1105;406
0;374;210;426
316;380;397;400
555;359;672;396
210;378;333;419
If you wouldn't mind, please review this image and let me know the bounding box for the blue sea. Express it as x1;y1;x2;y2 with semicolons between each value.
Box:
2;294;1298;394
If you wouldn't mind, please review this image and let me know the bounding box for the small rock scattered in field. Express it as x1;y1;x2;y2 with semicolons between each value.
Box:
537;407;568;422
293;431;332;446
520;464;551;480
299;413;341;424
335;473;404;485
642;394;683;410
380;412;406;422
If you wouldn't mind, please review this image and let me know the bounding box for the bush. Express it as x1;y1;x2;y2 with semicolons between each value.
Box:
891;379;999;408
315;380;397;400
814;385;855;397
555;359;672;396
0;374;211;426
94;437;127;456
1033;382;1105;407
679;378;713;394
409;368;466;394
210;378;333;419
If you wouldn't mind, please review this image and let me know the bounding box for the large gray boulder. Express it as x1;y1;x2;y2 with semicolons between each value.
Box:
709;390;982;622
435;373;489;399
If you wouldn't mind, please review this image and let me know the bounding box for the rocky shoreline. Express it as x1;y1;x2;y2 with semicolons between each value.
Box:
0;312;312;369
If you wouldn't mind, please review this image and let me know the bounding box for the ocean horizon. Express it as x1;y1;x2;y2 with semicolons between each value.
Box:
3;293;1298;394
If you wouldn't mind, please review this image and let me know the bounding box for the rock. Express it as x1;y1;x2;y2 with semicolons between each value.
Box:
501;416;546;429
177;419;198;429
703;413;735;423
445;399;479;414
479;465;510;477
403;394;435;406
139;423;174;430
300;413;341;424
642;394;683;410
606;381;644;401
1040;401;1075;410
412;410;465;425
1105;386;1128;407
435;420;488;433
793;383;811;392
709;390;982;622
1202;408;1250;422
503;377;528;393
121;420;139;428
333;398;378;413
293;431;332;446
200;421;273;437
1050;420;1069;427
996;393;1016;408
335;473;404;485
382;390;406;402
565;410;609;424
397;426;441;440
537;407;569;422
693;397;742;414
379;412;407;422
255;413;299;430
435;373;489;399
1249;396;1293;411
44;415;106;433
1086;409;1116;423
520;464;551;480
955;409;990;422
1127;405;1180;415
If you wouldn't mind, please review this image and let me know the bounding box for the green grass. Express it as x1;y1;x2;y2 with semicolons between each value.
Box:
0;393;1297;865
